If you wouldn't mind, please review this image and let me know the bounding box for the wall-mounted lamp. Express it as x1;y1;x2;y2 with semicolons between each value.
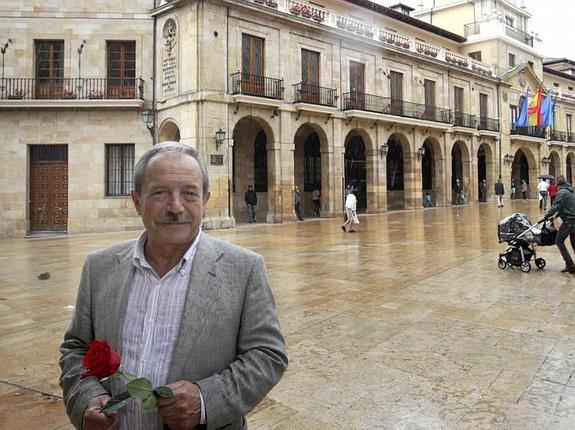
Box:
1;38;12;80
541;156;551;165
417;146;426;159
503;153;514;164
379;143;388;158
141;109;154;137
215;129;226;150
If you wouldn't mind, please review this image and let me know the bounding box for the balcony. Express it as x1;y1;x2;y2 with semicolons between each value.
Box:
549;130;575;143
0;77;144;100
505;25;534;47
464;20;534;48
478;117;500;132
511;127;546;139
293;82;337;108
343;91;386;113
452;112;476;129
230;72;284;100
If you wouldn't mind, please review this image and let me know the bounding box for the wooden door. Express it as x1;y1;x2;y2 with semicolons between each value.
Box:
349;61;365;109
479;93;488;128
35;40;64;99
30;145;68;232
424;79;436;120
301;49;320;103
107;41;136;98
242;34;264;96
390;71;403;115
454;86;464;125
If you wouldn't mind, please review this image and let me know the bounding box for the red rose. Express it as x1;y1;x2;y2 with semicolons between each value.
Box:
81;340;121;379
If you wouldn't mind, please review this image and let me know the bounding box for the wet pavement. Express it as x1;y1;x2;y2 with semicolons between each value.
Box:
1;199;574;429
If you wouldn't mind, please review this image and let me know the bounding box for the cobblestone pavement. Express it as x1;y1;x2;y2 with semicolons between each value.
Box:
1;199;574;429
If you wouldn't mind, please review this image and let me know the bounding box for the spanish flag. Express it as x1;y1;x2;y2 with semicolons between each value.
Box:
528;87;542;126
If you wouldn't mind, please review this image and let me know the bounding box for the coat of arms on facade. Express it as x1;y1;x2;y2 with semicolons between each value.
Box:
163;19;177;57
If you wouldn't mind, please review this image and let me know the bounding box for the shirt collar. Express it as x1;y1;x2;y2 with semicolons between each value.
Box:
132;229;202;275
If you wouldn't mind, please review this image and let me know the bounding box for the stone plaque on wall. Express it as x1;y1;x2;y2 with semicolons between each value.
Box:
210;154;224;165
162;19;178;98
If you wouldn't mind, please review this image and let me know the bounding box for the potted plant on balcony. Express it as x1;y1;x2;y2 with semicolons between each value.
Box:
430;50;437;57
364;27;373;37
402;41;410;49
7;89;25;99
301;5;312;18
289;3;301;15
346;21;355;32
266;0;278;8
416;45;424;53
312;11;324;22
254;0;265;4
336;18;346;29
88;90;104;99
355;26;364;35
387;35;394;44
62;90;77;99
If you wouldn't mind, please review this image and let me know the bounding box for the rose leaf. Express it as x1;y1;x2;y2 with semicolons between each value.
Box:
153;386;174;399
141;393;157;413
127;377;154;401
100;391;133;414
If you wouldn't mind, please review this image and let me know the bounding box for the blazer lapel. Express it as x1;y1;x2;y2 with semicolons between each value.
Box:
168;234;222;381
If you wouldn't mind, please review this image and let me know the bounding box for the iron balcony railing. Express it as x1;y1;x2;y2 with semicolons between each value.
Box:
230;72;284;100
293;82;338;108
478;117;500;132
0;77;144;100
452;112;477;128
511;126;547;139
505;25;534;47
549;130;575;142
343;91;451;123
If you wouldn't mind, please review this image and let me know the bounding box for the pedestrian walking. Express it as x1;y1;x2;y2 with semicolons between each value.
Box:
521;179;528;200
294;186;304;221
479;179;487;202
549;180;559;205
511;180;516;200
454;178;464;204
537;178;550;211
244;184;257;223
495;177;505;207
341;190;358;232
312;186;321;216
423;192;433;208
541;175;575;273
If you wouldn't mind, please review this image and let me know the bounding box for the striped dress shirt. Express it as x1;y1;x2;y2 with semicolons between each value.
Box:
115;230;201;430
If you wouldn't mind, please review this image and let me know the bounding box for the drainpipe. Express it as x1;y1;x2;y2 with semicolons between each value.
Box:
151;1;157;145
227;6;231;219
496;81;502;179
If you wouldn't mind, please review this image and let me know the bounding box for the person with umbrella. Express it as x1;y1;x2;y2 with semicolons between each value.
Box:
537;177;550;211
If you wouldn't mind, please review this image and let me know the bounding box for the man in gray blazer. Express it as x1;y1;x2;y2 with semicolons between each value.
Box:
60;142;287;430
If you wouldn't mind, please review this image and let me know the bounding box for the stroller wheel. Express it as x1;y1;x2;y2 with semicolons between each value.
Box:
535;258;546;269
521;261;531;273
498;258;507;269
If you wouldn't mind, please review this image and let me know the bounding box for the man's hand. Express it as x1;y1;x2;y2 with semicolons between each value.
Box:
157;380;201;430
83;394;118;430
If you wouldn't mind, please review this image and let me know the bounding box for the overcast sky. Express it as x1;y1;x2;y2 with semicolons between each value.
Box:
372;0;574;60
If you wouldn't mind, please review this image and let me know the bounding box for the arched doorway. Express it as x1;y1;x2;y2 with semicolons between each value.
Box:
386;133;407;210
477;142;495;202
231;117;271;223
567;153;575;184
421;137;443;206
451;141;470;203
344;135;367;211
158;120;180;142
549;151;560;177
511;149;531;196
294;124;323;217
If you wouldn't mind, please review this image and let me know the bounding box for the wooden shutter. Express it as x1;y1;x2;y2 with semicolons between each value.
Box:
35;40;64;98
390;71;403;115
349;61;365;109
454;87;464;112
424;79;435;120
107;41;136;98
241;34;265;95
479;93;488;128
301;49;320;103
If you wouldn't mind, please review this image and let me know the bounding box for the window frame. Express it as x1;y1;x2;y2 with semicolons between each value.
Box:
105;144;135;197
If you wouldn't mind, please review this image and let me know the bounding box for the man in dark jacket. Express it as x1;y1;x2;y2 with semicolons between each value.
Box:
542;175;575;273
494;178;505;207
244;185;257;223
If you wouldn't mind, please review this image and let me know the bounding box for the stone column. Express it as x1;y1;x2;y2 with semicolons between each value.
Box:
376;124;388;212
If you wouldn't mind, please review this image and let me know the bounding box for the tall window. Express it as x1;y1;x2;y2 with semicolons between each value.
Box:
301;49;320;103
35;40;64;98
510;105;518;126
423;79;436;120
505;16;514;27
454;87;464;112
390;71;403;115
107;41;136;98
349;61;365;109
508;53;516;67
242;34;264;77
567;114;573;138
106;144;135;196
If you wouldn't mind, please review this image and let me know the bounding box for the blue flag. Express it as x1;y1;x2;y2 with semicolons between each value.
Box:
540;91;555;128
514;90;529;128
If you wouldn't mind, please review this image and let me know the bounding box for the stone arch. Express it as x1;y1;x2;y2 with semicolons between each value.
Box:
566;152;575;184
293;122;329;217
548;150;561;177
158;119;181;142
421;136;443;206
344;128;374;212
386;132;411;210
231;115;276;223
511;146;537;198
451;140;471;204
477;141;496;202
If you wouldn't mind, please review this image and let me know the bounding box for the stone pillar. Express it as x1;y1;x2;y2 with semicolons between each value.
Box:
404;152;419;210
331;118;344;216
376;124;388;212
469;136;478;202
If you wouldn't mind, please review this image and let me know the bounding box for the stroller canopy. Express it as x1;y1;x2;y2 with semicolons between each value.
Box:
498;213;532;243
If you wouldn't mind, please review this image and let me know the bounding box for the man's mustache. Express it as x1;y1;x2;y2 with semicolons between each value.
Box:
155;213;194;224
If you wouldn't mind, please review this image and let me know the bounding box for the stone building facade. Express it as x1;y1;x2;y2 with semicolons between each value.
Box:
1;0;574;237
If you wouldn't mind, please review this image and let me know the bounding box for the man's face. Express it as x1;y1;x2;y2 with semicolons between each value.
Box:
131;151;210;249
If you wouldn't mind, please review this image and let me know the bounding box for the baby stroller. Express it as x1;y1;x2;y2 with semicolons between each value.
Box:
497;213;550;273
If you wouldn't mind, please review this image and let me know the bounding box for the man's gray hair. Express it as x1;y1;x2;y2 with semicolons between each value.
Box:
556;175;566;186
133;141;210;196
